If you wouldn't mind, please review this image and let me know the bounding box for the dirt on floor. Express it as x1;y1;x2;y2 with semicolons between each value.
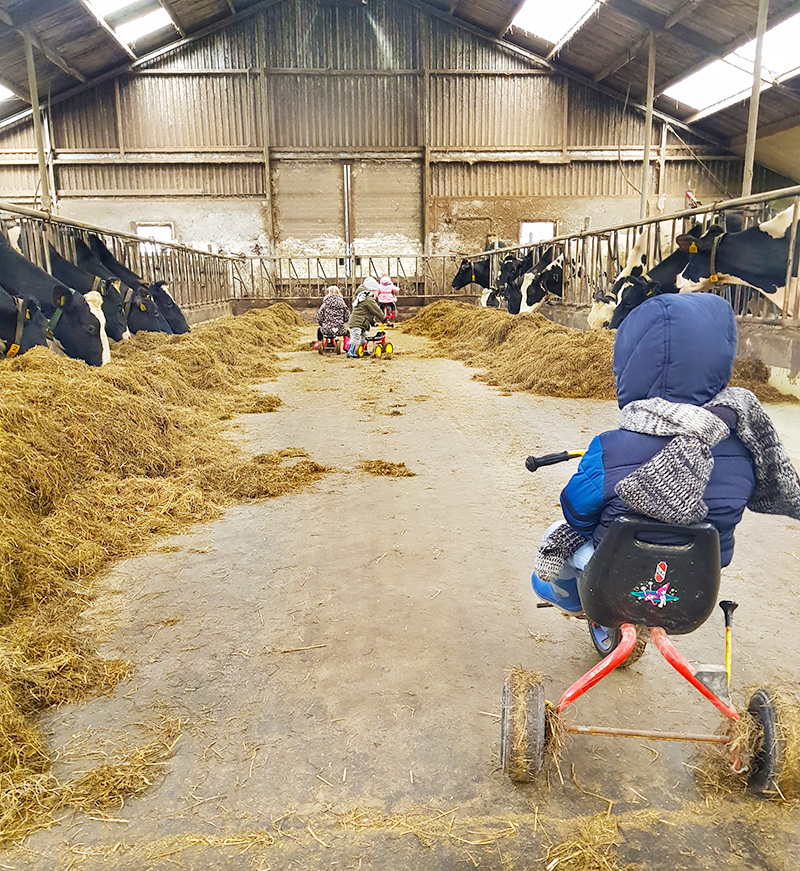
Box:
4;327;800;870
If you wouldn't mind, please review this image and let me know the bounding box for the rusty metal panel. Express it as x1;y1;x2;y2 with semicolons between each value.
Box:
660;159;745;200
351;160;422;243
295;0;419;70
0;165;37;196
430;74;559;148
139;17;258;70
272;160;343;243
427;15;534;71
268;74;419;148
52;82;119;151
57;163;263;196
567;83;646;148
120;74;260;149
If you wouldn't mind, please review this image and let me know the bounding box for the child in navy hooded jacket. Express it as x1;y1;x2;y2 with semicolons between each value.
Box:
533;293;757;613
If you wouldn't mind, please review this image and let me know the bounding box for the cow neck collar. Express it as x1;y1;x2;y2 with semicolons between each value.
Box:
1;296;28;357
122;286;134;316
48;302;64;333
708;232;725;283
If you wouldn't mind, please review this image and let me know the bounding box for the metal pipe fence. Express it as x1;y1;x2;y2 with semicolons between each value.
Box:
0;199;242;311
465;185;800;324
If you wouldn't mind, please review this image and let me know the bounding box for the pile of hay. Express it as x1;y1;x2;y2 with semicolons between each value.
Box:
403;301;792;403
359;460;416;478
0;303;330;842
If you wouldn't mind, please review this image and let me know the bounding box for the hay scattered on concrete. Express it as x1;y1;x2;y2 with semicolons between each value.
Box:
0;304;327;844
542;814;632;871
403;301;794;403
359;460;416;478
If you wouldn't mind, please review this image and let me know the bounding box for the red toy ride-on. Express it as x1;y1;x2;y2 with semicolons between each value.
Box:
501;449;799;796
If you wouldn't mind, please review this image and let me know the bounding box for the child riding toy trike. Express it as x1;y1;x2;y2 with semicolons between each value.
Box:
501;450;797;797
315;332;347;355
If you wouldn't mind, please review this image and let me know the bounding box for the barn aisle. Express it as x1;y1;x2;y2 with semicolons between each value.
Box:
7;329;800;870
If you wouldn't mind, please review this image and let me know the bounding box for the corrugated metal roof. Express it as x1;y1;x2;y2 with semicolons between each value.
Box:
0;0;795;174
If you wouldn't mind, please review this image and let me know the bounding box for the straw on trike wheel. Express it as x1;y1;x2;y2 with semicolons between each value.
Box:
500;670;545;781
588;623;647;667
747;688;787;796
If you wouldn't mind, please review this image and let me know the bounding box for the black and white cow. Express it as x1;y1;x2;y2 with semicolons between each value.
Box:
49;245;130;343
452;257;493;292
587;224;703;329
0;234;105;366
0;283;49;359
88;234;191;334
497;247;563;314
676;206;799;314
74;239;172;335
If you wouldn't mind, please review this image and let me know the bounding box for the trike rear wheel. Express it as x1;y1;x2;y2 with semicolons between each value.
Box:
747;688;785;796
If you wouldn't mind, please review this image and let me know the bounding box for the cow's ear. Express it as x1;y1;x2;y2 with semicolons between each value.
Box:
53;285;72;307
677;234;702;252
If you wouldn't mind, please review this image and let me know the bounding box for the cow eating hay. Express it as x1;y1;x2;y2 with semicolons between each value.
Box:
0;303;331;843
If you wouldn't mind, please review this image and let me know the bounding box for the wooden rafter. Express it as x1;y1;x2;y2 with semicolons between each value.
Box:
495;0;527;37
0;3;86;83
79;0;138;60
158;0;187;38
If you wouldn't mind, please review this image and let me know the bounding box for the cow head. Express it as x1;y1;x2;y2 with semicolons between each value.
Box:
83;290;111;365
97;278;129;342
607;276;663;329
0;288;49;357
50;285;105;366
587;289;618;330
451;258;474;289
676;224;725;288
148;281;190;334
125;286;173;335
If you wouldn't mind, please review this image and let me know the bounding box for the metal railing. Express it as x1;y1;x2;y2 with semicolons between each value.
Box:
237;253;464;301
0;200;244;310
465;185;800;324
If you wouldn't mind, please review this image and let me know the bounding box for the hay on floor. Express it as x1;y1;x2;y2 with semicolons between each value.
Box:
0;304;329;844
402;301;793;403
359;460;416;478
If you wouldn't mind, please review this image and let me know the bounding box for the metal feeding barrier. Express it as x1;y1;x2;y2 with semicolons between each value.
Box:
0;200;244;311
465;184;800;324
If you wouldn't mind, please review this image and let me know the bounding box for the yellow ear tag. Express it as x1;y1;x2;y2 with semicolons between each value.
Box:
7;343;20;357
688;242;698;253
25;310;30;319
710;273;719;283
139;303;147;312
58;296;66;306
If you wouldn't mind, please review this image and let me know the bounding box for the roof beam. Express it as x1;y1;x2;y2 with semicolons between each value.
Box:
605;0;729;58
495;0;526;37
79;0;138;60
594;0;705;82
157;0;187;37
0;4;86;83
225;0;238;12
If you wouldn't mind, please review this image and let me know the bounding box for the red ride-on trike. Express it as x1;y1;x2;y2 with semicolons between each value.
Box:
357;330;393;358
501;450;796;796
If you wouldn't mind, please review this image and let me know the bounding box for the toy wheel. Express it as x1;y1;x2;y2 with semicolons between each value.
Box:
357;345;364;357
747;688;785;795
588;623;647;667
375;345;383;357
385;343;393;354
335;337;343;354
500;672;545;782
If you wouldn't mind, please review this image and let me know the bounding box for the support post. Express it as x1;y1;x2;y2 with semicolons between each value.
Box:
23;38;52;212
741;0;770;197
420;12;431;256
639;31;656;219
256;15;275;248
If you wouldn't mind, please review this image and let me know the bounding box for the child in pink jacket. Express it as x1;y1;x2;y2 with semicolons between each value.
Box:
377;276;398;325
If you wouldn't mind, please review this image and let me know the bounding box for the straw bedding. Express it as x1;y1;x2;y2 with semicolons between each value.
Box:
402;301;793;403
0;304;330;842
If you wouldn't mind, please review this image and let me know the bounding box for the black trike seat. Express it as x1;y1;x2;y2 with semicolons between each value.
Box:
578;516;721;634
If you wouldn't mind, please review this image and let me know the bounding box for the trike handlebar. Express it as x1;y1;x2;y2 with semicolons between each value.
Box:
525;451;585;472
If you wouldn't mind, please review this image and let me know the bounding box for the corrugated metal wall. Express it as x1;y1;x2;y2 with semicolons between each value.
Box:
0;0;790;244
351;161;422;240
273;161;343;241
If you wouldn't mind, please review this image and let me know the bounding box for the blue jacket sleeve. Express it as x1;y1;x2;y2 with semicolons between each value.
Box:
559;436;606;535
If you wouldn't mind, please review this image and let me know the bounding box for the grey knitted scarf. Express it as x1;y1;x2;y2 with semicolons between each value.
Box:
534;387;800;584
617;387;800;524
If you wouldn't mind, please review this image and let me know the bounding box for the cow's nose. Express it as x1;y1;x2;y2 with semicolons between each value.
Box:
602;322;610;329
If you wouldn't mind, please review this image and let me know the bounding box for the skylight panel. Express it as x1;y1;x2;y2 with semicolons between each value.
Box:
0;85;15;103
115;8;174;44
513;0;607;46
664;11;800;117
90;0;140;15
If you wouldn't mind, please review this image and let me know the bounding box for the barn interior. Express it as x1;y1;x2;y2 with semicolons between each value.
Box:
0;2;799;869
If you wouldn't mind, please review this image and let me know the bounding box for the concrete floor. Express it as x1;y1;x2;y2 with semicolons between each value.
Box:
5;329;800;870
